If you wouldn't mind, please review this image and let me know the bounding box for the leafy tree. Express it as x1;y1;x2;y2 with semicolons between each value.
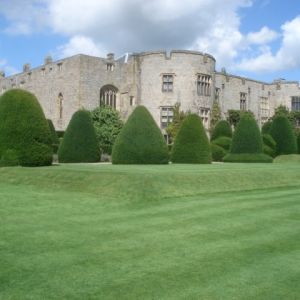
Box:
210;100;222;133
224;112;272;162
112;106;169;164
166;103;188;143
58;110;100;163
270;115;297;156
0;89;52;167
227;109;254;128
91;106;123;154
210;120;232;141
171;114;212;164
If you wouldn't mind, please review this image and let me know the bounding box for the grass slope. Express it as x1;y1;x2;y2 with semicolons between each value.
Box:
1;164;300;299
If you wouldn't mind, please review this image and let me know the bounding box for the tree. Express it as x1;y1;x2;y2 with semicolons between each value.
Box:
112;106;169;164
210;120;232;141
165;103;188;143
224;112;272;163
58;110;100;163
91;106;123;155
47;119;59;153
0;89;53;167
210;100;222;133
270;115;297;156
171;114;212;164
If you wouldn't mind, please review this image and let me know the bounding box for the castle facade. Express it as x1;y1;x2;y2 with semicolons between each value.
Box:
1;50;300;135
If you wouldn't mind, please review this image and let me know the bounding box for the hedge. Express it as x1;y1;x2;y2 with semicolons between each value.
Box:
211;136;232;151
223;153;273;163
112;106;169;164
210;120;232;141
270;115;297;156
58;110;100;163
171;114;211;164
47;119;59;154
211;143;226;162
297;132;300;154
0;89;53;167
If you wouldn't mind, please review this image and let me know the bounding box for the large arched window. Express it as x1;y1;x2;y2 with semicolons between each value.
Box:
58;92;63;119
100;85;118;109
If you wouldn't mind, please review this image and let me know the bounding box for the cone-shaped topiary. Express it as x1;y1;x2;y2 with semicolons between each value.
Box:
0;89;53;166
171;114;212;164
112;106;169;164
298;133;300;154
47;119;59;153
224;112;272;162
210;120;232;141
58;110;100;163
270;115;297;156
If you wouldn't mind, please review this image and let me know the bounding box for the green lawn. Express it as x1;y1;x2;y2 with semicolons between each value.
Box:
1;163;300;299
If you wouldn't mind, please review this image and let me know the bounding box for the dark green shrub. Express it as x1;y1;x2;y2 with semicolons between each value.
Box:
210;120;232;141
270;115;297;156
58;110;100;163
211;143;226;162
47;119;59;154
224;112;272;163
211;136;232;151
261;121;272;135
112;106;169;164
223;153;273;163
297;132;300;154
263;144;275;158
0;149;19;167
262;134;276;150
0;89;53;167
171;114;211;164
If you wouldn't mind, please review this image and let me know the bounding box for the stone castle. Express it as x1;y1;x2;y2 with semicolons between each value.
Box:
1;50;300;137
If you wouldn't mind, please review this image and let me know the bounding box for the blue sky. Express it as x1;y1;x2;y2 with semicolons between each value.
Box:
0;0;300;83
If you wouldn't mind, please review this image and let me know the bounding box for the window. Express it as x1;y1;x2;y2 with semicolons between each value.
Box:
215;88;220;102
240;93;247;111
130;96;134;106
106;63;114;71
41;68;45;76
260;97;269;120
197;74;211;96
199;107;210;127
100;85;117;109
162;75;173;92
291;96;300;111
58;93;63;119
57;63;63;71
160;106;174;128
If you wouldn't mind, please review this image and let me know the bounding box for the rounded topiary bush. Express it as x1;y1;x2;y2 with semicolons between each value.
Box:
211;143;226;162
47;119;59;153
270;115;297;156
58;110;100;163
0;149;19;167
211;136;232;151
112;106;169;164
0;89;53;166
171;114;211;164
261;120;272;135
211;120;232;141
298;133;300;154
224;113;272;163
262;134;276;157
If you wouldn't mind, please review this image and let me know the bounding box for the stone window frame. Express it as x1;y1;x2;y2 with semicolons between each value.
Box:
106;63;114;71
291;96;300;111
240;92;247;111
162;74;174;93
197;74;211;96
160;106;174;129
199;107;210;127
260;96;269;118
100;85;118;109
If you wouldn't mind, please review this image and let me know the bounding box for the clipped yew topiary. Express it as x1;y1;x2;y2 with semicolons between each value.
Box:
210;120;232;141
112;106;169;164
224;113;272;163
47;119;59;153
262;134;276;157
211;143;226;162
0;89;53;167
270;115;297;156
298;132;300;154
171;114;211;164
211;136;232;151
58;110;100;163
261;120;272;135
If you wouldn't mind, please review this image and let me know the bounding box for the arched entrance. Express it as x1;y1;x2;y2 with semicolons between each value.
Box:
100;85;118;109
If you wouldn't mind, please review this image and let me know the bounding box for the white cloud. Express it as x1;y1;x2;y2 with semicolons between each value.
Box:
246;26;279;45
0;59;19;75
57;35;106;58
238;16;300;72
